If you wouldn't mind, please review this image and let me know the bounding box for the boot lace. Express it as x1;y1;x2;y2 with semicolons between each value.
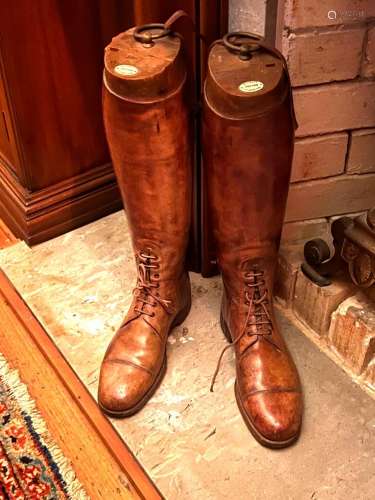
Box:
210;268;280;392
133;251;172;318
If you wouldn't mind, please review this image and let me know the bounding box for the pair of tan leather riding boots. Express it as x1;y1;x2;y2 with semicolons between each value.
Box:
98;26;303;449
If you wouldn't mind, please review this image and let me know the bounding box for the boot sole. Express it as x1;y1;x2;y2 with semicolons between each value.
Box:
220;311;300;449
99;295;192;419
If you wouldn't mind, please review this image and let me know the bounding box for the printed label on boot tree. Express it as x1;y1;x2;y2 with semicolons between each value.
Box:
114;64;139;76
238;81;264;93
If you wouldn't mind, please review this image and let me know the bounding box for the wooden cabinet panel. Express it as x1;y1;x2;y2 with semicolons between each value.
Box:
0;68;21;178
0;1;129;191
0;0;130;243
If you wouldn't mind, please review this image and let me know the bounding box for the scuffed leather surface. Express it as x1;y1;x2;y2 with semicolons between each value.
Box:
99;73;192;414
203;88;303;445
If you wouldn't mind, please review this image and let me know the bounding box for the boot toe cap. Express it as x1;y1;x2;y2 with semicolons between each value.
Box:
98;361;153;415
242;390;302;445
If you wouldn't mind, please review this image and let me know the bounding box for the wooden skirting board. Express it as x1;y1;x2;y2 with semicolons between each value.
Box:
0;269;162;499
0;161;122;245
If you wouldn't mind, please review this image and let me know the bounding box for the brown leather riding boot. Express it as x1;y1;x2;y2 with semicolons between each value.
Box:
203;33;303;447
98;25;192;417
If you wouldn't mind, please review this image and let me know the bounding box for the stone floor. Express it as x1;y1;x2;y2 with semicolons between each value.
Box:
0;212;374;499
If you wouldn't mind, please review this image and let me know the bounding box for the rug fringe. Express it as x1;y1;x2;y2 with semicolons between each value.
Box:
0;354;90;500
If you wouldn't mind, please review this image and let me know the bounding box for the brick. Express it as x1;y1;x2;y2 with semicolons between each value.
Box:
286;29;364;87
328;294;375;374
347;129;375;174
362;25;375;77
294;81;375;137
284;0;371;30
275;245;302;306
293;271;355;336
281;218;329;244
291;134;348;182
285;173;375;222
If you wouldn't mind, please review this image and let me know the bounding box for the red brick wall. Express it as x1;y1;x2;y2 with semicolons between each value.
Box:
281;0;375;244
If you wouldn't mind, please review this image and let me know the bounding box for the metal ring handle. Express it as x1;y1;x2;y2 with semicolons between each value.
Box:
133;23;171;45
223;31;263;60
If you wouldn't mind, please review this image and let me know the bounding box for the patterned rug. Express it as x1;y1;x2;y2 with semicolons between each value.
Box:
0;354;88;499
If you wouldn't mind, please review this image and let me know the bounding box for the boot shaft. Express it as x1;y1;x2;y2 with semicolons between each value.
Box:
202;35;296;271
103;27;192;279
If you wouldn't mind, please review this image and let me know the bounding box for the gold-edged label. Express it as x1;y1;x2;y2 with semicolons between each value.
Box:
114;64;138;76
238;80;264;93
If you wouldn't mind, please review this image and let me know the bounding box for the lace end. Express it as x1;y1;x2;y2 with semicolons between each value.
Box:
209;378;216;393
209;343;233;393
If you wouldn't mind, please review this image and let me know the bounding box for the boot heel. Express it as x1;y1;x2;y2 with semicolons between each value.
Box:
220;310;232;343
171;294;192;328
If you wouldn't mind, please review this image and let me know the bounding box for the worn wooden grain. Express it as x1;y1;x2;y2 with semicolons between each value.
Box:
0;218;17;249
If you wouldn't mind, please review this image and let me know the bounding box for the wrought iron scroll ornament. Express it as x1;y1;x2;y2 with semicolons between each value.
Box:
301;207;375;288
